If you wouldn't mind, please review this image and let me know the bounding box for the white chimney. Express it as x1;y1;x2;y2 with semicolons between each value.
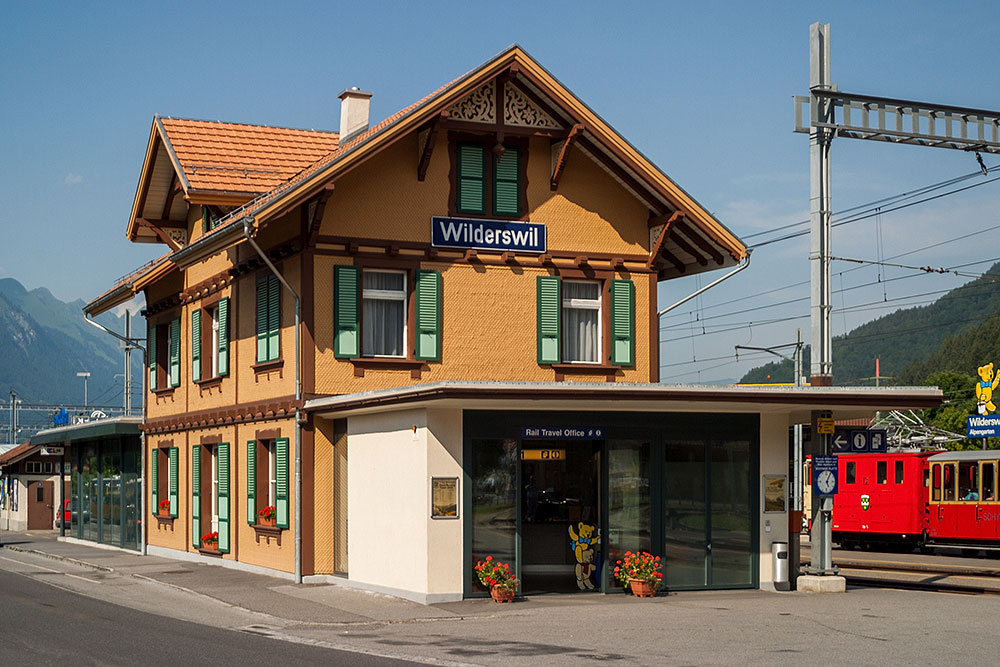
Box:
338;87;373;142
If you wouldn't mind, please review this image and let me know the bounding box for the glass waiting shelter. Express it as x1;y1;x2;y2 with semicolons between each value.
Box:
464;410;759;596
31;417;143;551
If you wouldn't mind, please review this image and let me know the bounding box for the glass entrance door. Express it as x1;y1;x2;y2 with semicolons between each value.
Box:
520;440;601;593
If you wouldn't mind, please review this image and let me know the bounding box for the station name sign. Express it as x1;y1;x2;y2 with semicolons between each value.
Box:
968;415;1000;438
431;216;546;253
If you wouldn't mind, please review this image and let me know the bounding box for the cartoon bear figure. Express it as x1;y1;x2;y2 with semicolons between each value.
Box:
976;363;999;415
568;522;600;590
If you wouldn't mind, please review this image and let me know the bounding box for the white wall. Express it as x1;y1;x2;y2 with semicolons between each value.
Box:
347;409;429;593
758;413;790;588
424;408;463;597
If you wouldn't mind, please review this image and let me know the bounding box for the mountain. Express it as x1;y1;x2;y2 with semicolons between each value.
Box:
739;264;1000;385
0;278;144;433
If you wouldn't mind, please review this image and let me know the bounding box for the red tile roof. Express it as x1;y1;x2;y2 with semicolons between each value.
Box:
159;118;339;193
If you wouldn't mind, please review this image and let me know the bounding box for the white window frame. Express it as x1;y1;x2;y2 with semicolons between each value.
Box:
208;304;220;379
267;440;277;507
561;279;602;364
362;269;407;358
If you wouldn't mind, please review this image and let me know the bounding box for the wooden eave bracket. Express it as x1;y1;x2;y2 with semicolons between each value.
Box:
417;111;449;182
137;218;182;252
551;124;584;190
307;187;333;248
646;211;682;270
674;220;725;266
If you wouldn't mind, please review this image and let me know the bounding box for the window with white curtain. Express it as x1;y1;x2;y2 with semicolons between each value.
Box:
562;280;601;363
362;270;406;357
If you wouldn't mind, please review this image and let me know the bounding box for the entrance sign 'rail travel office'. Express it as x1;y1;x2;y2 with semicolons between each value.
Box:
431;216;546;253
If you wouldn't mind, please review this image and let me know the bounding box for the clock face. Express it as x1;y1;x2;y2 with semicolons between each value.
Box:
817;470;836;494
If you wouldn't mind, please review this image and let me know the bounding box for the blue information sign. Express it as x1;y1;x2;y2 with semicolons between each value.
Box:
522;427;605;440
968;415;1000;438
813;455;838;496
832;428;888;453
431;216;546;253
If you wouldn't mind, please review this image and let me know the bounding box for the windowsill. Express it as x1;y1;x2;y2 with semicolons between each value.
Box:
195;376;224;389
198;546;222;557
152;386;176;396
349;357;425;379
252;359;284;373
253;523;283;546
155;513;175;527
550;363;621;382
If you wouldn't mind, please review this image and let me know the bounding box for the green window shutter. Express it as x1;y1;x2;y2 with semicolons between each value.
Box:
493;147;520;216
610;280;635;366
191;309;202;383
246;440;256;525
217;297;229;377
537;276;561;364
218;443;230;553
168;447;178;518
192;445;200;547
415;270;442;361
202;207;210;233
151;450;158;516
256;275;268;362
267;274;280;362
457;143;486;214
276;437;289;529
169;317;180;387
334;265;360;358
149;324;157;391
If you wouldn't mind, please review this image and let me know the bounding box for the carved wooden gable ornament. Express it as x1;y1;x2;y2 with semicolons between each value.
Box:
448;81;562;130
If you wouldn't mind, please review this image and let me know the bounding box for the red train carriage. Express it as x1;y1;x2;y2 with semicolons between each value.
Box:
926;451;1000;548
832;451;937;550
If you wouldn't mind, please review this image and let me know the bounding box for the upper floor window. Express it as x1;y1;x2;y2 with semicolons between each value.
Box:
454;141;524;218
149;317;180;390
192;298;230;382
537;276;634;367
256;274;280;363
562;281;601;363
334;266;442;362
362;270;407;357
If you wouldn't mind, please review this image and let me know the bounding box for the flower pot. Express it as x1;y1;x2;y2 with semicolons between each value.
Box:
158;508;169;517
490;585;515;603
258;516;276;527
204;542;218;552
629;578;656;598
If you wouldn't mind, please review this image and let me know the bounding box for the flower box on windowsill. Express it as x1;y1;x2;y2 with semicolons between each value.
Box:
155;514;175;529
253;524;283;546
198;545;222;557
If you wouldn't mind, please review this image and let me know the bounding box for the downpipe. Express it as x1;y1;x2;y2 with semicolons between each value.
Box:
242;216;303;583
657;250;752;317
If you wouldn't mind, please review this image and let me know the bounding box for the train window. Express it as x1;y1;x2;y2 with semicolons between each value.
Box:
894;460;904;484
943;463;956;501
876;460;887;484
931;464;941;502
983;463;996;502
846;461;855;484
958;461;978;501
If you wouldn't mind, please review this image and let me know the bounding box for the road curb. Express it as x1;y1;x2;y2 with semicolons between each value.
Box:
3;545;115;573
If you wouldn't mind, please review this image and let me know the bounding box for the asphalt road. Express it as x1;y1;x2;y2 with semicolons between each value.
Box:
0;568;420;666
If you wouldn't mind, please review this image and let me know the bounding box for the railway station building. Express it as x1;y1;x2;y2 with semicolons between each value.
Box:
85;46;942;602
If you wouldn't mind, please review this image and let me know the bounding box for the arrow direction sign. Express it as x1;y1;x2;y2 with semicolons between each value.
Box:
832;429;849;453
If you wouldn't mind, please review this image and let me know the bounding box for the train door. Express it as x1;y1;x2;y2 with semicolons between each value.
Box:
979;461;998;540
928;462;957;539
952;460;980;540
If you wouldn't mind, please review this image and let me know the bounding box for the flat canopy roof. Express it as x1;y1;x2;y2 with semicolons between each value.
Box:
31;417;143;446
303;381;943;423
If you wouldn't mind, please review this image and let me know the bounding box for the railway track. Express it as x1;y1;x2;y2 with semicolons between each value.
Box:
800;544;1000;594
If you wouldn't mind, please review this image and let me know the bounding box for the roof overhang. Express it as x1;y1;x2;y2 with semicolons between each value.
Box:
303;381;943;424
31;417;143;447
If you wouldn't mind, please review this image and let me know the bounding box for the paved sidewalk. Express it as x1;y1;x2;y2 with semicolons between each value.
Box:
6;529;1000;666
0;530;468;624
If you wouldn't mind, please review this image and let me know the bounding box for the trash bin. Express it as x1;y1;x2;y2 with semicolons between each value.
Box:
772;541;789;591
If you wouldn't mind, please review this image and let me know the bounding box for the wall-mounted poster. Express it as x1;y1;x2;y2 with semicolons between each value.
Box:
431;477;459;519
763;474;787;513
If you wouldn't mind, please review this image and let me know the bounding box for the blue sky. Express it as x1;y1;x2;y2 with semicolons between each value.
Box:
2;1;999;382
